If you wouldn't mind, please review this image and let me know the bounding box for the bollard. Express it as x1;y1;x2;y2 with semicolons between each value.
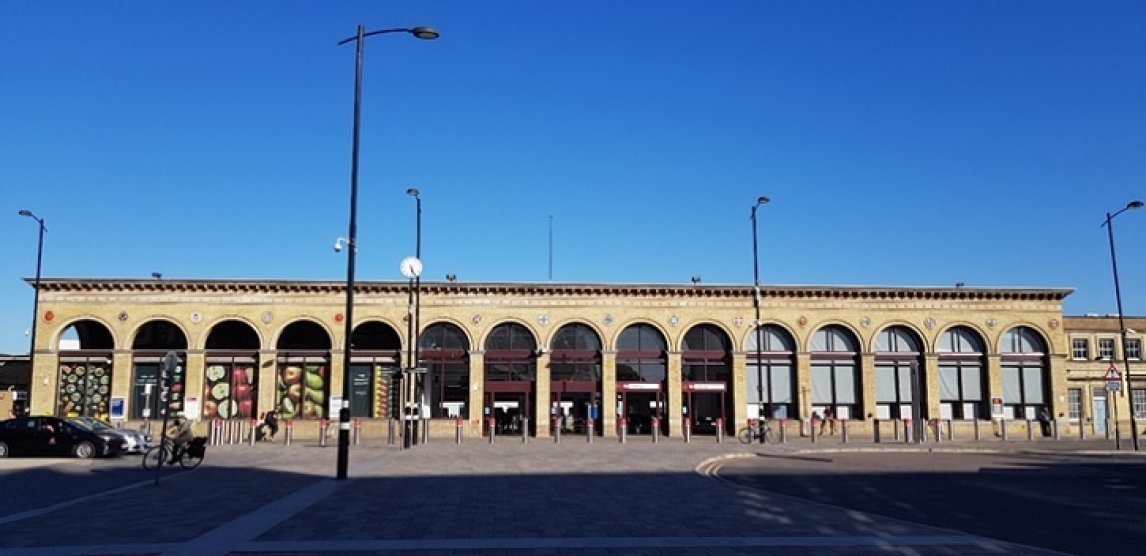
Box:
586;419;594;443
841;419;849;443
716;418;724;444
521;418;529;444
553;417;561;444
619;418;627;444
353;418;362;446
932;419;941;444
811;418;818;443
455;418;463;444
1052;418;1060;440
893;418;902;441
387;418;395;445
488;417;496;444
211;419;223;446
651;417;660;443
779;419;787;443
974;418;981;441
319;419;328;447
684;418;692;444
1026;419;1034;441
422;417;430;445
904;419;912;443
873;419;881;443
1001;418;1009;441
946;419;955;441
1079;418;1085;440
249;419;258;446
284;419;293;446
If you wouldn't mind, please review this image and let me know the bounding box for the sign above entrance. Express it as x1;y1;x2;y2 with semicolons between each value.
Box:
620;383;660;391
685;383;726;392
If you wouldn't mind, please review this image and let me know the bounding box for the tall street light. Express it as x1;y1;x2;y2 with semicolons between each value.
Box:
335;24;439;480
407;188;424;444
1104;199;1143;452
19;210;46;383
750;196;770;443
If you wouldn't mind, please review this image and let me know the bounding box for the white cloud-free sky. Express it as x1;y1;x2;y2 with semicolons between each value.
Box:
2;2;1145;354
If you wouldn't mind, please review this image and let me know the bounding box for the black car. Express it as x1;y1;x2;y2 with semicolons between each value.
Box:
0;416;125;459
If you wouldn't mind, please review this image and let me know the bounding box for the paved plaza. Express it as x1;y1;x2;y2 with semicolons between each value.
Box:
0;433;1138;555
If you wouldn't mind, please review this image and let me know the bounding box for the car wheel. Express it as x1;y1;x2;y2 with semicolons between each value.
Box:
0;441;9;458
74;441;96;459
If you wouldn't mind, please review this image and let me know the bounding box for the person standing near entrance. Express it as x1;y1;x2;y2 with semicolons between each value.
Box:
1037;406;1053;437
819;406;837;435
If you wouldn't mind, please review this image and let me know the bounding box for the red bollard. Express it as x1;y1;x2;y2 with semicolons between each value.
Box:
488;417;496;444
779;418;787;443
716;417;724;443
353;418;362;445
249;418;258;446
456;418;464;444
319;419;329;447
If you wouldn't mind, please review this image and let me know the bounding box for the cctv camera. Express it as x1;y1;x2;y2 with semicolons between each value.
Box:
333;242;342;252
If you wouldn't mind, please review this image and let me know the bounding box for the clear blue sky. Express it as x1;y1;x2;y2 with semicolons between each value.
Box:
3;2;1145;355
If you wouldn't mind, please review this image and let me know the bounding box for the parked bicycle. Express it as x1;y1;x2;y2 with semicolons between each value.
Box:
737;420;774;444
142;436;207;470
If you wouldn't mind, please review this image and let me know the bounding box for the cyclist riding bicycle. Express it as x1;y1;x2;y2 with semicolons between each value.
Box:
167;414;194;464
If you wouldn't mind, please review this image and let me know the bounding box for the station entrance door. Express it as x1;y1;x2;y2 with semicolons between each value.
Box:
550;381;600;436
483;382;534;437
683;382;728;435
617;382;665;436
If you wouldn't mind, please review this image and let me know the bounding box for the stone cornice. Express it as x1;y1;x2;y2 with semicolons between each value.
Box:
28;278;1074;304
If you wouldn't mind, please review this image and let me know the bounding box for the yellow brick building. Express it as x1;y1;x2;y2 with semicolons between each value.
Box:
28;278;1138;441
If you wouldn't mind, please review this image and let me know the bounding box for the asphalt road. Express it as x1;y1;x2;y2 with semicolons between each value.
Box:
714;451;1146;556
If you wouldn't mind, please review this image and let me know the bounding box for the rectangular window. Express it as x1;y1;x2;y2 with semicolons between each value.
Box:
1099;338;1116;360
1071;338;1089;360
1126;338;1142;361
1068;388;1082;421
1134;388;1146;420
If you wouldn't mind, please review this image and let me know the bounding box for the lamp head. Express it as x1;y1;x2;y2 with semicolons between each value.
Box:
18;209;33;217
151;272;162;280
333;241;342;253
1129;200;1144;210
407;188;420;198
446;273;456;282
691;275;701;285
410;27;439;40
756;196;770;206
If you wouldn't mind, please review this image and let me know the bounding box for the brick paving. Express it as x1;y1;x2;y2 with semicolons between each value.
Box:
0;434;1132;555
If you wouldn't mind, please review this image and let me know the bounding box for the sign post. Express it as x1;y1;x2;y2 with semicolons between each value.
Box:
154;351;179;486
1105;365;1123;449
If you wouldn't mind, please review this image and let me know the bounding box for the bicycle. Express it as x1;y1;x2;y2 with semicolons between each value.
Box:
737;420;774;444
142;436;207;470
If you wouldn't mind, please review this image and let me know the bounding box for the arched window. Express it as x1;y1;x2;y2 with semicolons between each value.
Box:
616;324;667;383
810;325;861;420
873;326;922;420
275;320;333;421
681;324;731;382
484;323;537;382
420;322;470;418
550;323;602;382
1000;326;1049;419
746;325;795;419
345;320;401;419
56;320;115;419
204;320;261;422
937;326;987;420
123;320;188;421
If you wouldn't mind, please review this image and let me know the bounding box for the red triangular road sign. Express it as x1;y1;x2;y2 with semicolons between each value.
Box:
1104;365;1122;381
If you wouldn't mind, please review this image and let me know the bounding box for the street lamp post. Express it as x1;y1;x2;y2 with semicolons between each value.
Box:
407;188;424;444
335;24;438;480
750;196;770;443
1104;200;1143;452
19;210;46;384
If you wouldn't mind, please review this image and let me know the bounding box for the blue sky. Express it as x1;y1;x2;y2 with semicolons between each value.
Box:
2;2;1145;355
